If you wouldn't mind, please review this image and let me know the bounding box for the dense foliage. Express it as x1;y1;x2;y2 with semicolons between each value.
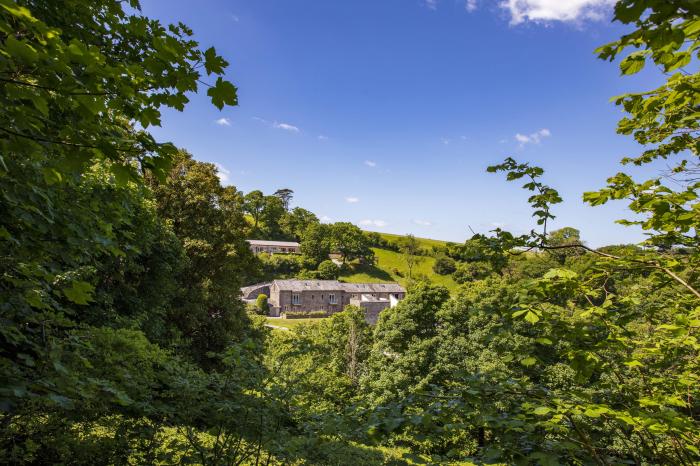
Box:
1;0;698;464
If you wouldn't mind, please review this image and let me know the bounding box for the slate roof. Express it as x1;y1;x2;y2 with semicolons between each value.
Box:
247;240;300;247
271;279;405;293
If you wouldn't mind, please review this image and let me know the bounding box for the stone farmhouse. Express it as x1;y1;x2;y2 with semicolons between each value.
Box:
241;280;406;324
247;239;300;254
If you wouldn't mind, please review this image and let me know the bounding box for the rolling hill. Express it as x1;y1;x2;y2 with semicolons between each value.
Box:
340;232;459;292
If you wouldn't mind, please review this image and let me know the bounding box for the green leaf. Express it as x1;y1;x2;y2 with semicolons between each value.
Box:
533;406;551;415
524;310;540;324
619;51;647;75
63;281;95;305
5;36;38;63
521;356;537;367
207;77;238;110
203;46;227;75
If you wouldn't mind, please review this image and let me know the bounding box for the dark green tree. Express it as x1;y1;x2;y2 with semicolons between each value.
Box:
301;222;332;265
274;188;294;211
330;222;375;265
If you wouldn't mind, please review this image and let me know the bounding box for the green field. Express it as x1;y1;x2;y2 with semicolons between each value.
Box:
374;231;453;250
340;247;459;293
264;316;326;329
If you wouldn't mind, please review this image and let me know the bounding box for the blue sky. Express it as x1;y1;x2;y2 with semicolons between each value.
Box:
143;0;665;247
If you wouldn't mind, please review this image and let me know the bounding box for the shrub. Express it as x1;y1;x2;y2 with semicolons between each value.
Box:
452;261;492;283
317;260;340;280
296;269;320;279
255;294;269;315
433;256;457;275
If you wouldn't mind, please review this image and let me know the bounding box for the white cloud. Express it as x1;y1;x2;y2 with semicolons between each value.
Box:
214;163;231;184
425;0;438;9
500;0;614;25
215;117;231;126
252;116;268;124
231;14;239;22
441;138;450;145
317;135;329;140
360;219;388;227
465;0;478;12
515;128;551;147
413;219;433;226
345;196;359;204
273;122;300;133
320;215;333;223
364;160;377;168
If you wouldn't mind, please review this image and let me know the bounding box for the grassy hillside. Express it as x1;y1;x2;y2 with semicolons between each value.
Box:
374;231;452;250
340;247;459;293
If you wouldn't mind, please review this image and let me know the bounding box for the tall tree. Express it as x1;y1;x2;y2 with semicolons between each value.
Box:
260;194;286;239
0;0;237;414
329;222;374;264
243;190;265;233
281;207;319;240
546;227;584;264
148;151;257;364
399;234;422;278
300;222;332;265
274;188;294;211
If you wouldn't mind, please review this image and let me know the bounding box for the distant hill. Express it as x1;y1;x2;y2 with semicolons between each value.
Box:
340;232;459;292
373;232;453;249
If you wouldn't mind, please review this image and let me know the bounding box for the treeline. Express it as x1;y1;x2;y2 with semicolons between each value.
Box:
1;0;699;464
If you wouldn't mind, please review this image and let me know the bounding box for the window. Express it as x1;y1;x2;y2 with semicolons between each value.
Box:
329;294;337;304
292;294;300;305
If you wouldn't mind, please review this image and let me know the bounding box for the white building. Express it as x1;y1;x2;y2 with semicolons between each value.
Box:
247;239;301;254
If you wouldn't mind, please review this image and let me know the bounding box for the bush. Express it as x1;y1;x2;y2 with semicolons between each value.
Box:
296;269;320;279
392;267;403;278
283;310;327;319
317;260;340;280
452;261;492;283
255;294;268;315
432;256;456;275
259;253;313;279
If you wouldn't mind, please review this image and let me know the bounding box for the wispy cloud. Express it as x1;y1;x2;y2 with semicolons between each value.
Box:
515;128;551;147
364;160;377;168
317;135;329;141
253;117;302;134
424;0;438;9
273;122;300;133
231;14;239;22
320;215;333;223
500;0;614;25
215;117;231;126
345;197;359;204
360;219;388;227
413;219;433;226
214;163;231;184
441;138;451;145
465;0;477;12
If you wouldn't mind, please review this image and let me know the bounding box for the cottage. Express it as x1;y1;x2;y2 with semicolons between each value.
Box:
240;279;406;323
247;239;300;254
